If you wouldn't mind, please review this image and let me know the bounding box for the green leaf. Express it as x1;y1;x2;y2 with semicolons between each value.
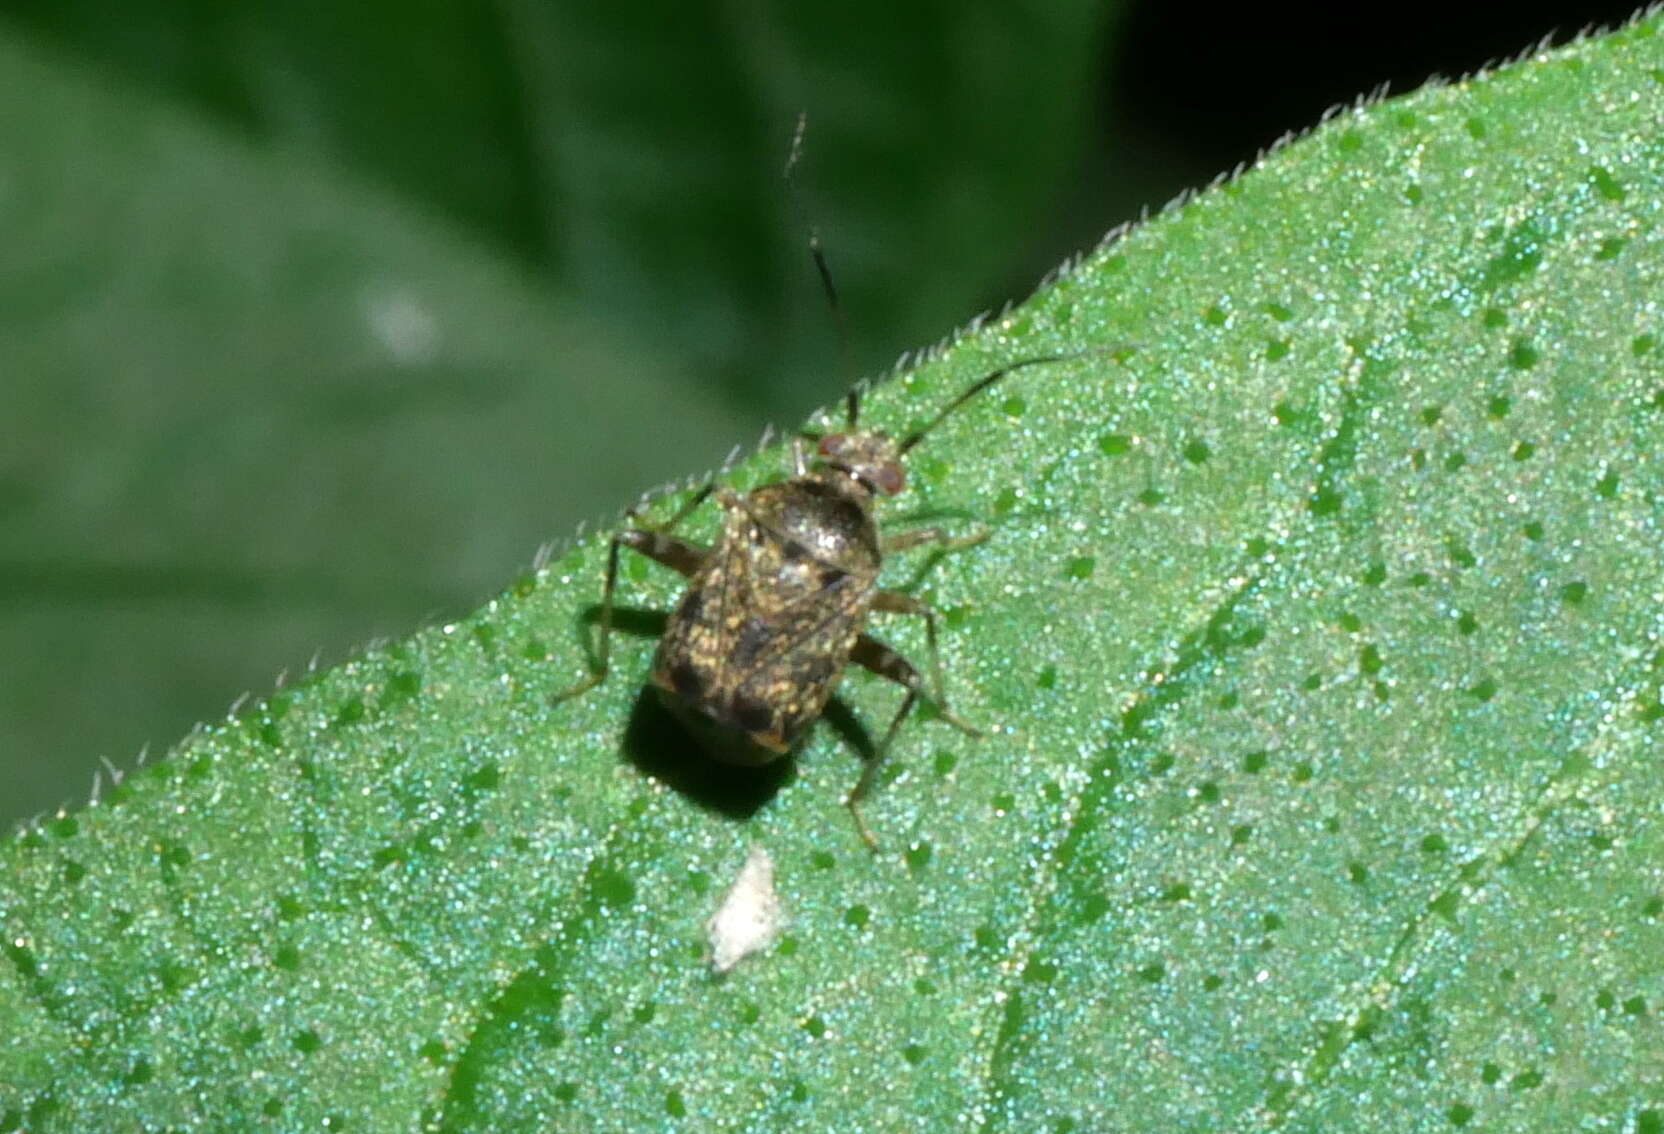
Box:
5;16;1664;1132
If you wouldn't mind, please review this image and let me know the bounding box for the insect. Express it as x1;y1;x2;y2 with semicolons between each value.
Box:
552;115;1109;848
550;349;1082;849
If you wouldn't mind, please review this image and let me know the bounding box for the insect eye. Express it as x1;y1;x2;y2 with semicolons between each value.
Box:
819;434;845;457
874;462;906;496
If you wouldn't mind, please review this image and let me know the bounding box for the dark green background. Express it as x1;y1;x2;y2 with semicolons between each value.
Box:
0;0;1636;825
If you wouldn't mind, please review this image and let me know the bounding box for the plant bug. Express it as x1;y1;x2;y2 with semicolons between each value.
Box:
552;115;1116;848
550;348;1091;850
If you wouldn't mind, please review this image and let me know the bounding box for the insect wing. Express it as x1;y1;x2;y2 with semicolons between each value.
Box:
655;503;869;750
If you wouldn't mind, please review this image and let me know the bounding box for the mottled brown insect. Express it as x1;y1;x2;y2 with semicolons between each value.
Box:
553;114;1104;847
551;354;1074;849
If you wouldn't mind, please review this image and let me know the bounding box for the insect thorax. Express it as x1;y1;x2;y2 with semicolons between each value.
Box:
747;476;882;578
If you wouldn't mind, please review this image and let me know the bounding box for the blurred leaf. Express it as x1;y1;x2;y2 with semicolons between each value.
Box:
0;28;740;818
0;1;1111;823
5;15;1664;1132
0;0;1111;411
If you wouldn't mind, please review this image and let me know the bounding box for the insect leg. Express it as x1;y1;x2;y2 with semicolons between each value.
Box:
882;525;990;555
844;683;917;852
550;489;713;704
652;482;716;536
845;633;982;851
866;594;983;736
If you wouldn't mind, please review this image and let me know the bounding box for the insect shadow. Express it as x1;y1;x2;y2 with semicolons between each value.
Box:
579;603;880;820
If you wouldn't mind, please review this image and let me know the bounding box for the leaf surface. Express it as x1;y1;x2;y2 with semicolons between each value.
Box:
4;18;1663;1133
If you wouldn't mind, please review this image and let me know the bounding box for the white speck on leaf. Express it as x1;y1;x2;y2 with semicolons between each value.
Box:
706;845;786;974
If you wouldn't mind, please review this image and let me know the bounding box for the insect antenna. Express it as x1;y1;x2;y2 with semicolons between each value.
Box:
898;352;1078;453
784;111;860;429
